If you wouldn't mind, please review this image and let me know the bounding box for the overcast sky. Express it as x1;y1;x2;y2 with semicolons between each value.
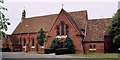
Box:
3;0;119;34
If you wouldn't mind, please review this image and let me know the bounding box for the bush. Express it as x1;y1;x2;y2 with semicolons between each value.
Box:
63;36;74;50
44;48;54;54
50;38;60;50
55;48;74;55
2;47;11;52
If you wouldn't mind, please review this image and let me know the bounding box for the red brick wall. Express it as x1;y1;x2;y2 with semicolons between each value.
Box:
84;42;104;53
47;10;84;53
12;33;38;52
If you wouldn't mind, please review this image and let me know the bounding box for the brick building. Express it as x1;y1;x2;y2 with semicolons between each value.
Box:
6;8;113;53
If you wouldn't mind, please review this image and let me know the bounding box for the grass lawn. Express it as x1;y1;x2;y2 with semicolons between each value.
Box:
65;53;119;58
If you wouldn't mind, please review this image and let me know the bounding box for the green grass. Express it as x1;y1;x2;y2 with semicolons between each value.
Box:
65;53;119;58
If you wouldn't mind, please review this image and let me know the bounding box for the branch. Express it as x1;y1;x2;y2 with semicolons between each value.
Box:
0;0;4;4
0;5;8;11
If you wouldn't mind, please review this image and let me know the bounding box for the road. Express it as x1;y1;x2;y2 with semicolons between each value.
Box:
1;52;118;60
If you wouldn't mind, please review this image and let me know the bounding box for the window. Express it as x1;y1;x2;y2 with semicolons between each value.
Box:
19;37;22;44
61;21;64;35
57;26;60;35
6;44;9;46
93;45;96;48
32;38;34;46
90;45;92;49
66;25;69;35
24;38;26;46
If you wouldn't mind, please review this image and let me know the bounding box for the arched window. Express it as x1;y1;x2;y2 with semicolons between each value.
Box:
61;21;64;35
24;38;26;46
32;38;34;46
89;45;92;49
57;26;60;35
93;45;96;48
66;25;69;35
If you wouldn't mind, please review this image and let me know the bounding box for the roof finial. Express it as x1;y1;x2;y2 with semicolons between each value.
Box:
62;3;64;8
24;7;25;10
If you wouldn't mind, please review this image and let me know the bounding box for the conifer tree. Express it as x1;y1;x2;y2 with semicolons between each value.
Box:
37;28;46;46
63;36;74;50
50;38;60;50
108;9;120;47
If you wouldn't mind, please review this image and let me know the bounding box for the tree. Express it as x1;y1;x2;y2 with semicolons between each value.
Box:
50;38;60;50
36;28;46;53
108;9;120;50
0;0;10;38
37;28;46;46
63;36;74;50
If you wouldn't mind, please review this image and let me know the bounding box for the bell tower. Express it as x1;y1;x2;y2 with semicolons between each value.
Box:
22;9;26;19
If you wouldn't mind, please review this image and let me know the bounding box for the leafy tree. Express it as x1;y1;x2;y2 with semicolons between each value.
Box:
0;0;10;38
50;38;60;50
108;9;120;45
63;36;74;50
37;28;46;46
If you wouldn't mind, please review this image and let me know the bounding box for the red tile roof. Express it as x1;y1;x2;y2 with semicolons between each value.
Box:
12;9;112;41
12;9;87;34
8;35;19;44
85;18;112;41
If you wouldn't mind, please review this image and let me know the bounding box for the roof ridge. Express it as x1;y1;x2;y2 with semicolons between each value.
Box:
88;18;112;21
63;9;83;35
24;10;87;19
25;14;58;19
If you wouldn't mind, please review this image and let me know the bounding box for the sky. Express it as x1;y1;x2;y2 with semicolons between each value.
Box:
2;0;119;34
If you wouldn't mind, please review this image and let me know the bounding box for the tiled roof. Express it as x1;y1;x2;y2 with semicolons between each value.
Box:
85;18;112;41
8;35;19;44
2;35;19;45
12;9;87;34
61;9;87;35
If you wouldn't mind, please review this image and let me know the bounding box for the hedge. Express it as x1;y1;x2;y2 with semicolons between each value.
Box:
2;47;11;52
55;48;74;55
44;48;54;54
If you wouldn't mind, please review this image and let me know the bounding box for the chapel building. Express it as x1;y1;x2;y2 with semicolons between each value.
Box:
6;8;113;53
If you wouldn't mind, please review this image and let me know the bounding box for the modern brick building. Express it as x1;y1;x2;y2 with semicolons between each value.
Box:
5;8;113;53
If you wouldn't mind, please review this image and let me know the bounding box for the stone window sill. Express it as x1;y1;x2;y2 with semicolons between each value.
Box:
31;46;35;48
89;49;96;50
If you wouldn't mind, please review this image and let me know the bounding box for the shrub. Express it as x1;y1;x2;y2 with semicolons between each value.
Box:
2;47;11;52
50;38;60;50
44;48;54;54
63;36;74;50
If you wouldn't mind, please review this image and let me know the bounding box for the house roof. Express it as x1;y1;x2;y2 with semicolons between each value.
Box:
2;35;19;45
8;35;19;44
85;18;112;41
12;9;88;34
57;8;87;35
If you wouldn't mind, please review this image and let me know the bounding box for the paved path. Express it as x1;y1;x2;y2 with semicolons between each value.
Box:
1;52;118;60
2;52;82;58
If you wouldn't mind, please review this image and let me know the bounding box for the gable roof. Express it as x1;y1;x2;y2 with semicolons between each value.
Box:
2;35;19;45
62;9;86;35
12;9;88;34
8;35;19;44
85;18;112;41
